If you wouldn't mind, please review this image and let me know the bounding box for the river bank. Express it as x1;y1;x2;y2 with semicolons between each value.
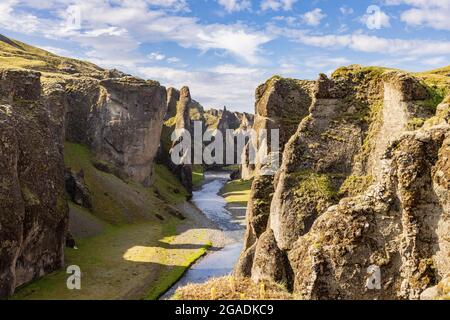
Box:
12;170;250;300
160;172;250;299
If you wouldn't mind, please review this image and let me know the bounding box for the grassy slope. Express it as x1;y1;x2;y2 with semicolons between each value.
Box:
13;143;210;300
0;34;102;80
221;179;253;208
0;34;214;300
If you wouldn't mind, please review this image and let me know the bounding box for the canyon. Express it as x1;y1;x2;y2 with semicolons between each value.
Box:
0;33;449;300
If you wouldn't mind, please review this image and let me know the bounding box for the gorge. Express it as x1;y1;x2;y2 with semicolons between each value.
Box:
0;33;449;300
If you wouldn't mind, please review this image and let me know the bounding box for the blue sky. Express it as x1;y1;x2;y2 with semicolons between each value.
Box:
1;0;450;113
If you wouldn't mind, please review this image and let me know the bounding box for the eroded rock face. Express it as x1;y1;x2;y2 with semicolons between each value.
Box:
270;71;430;252
170;86;193;194
65;169;92;209
237;65;449;299
241;77;314;180
251;229;293;288
62;76;167;187
166;87;180;120
289;125;449;300
0;69;68;297
235;77;313;277
89;77;167;186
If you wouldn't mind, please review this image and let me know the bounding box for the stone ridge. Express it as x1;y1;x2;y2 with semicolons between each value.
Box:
235;65;450;300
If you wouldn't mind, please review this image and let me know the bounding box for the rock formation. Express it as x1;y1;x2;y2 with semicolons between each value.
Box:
171;86;194;194
159;86;254;192
236;77;314;277
240;77;314;180
166;87;180;120
236;65;450;300
0;34;168;297
61;77;167;187
0;69;68;297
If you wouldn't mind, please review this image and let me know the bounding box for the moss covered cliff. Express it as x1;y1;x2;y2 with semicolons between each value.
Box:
236;64;450;300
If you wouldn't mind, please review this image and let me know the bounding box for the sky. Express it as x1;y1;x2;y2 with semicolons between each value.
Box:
1;0;450;113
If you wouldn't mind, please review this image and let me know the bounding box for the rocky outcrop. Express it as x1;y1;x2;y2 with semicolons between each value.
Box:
63;77;167;187
89;77;167;186
240;77;314;180
235;77;314;277
289;123;449;300
421;276;450;300
270;70;430;252
236;65;450;299
65;169;92;209
0;69;68;297
166;87;180;120
170;86;193;194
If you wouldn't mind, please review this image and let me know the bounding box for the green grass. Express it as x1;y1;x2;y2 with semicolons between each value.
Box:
145;240;212;300
12;142;211;300
222;164;240;171
222;179;253;207
153;164;189;204
407;117;427;131
65;142;188;224
0;34;102;77
338;175;374;198
331;65;392;80
192;165;205;187
293;171;337;200
13;218;213;300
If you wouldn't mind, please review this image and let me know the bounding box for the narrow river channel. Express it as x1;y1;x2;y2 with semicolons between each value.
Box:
161;171;246;299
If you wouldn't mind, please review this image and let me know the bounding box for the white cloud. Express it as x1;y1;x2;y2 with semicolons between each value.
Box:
422;56;449;66
261;0;297;11
386;0;450;30
210;64;259;75
340;6;354;15
167;57;181;63
148;52;166;61
276;55;351;78
217;0;251;13
40;46;72;56
301;8;326;26
138;65;265;112
0;0;272;65
0;0;39;34
270;26;450;57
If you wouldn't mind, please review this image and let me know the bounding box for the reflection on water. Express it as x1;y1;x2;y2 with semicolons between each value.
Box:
161;171;245;299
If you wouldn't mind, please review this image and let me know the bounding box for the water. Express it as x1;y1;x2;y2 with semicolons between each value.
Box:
161;171;245;299
192;171;242;232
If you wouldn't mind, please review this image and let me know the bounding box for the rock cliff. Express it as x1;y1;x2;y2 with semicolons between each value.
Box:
0;34;168;297
236;76;314;277
0;69;68;297
236;65;450;299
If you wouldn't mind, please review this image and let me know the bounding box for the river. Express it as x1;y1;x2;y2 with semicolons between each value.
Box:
161;171;246;299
